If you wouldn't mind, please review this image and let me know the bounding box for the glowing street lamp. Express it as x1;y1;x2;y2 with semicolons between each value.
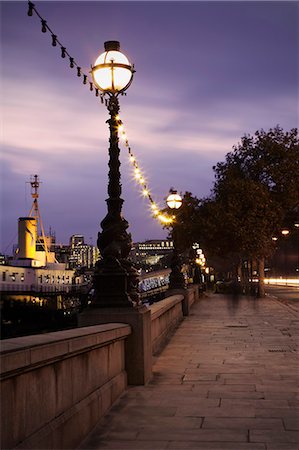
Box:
91;41;139;307
281;229;290;236
91;41;134;94
280;228;291;276
166;190;186;290
167;192;182;210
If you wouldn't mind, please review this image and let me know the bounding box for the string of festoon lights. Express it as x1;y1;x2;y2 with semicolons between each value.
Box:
27;1;173;225
115;116;173;224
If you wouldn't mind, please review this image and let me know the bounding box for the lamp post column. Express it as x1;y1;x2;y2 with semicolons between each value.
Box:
92;95;140;307
79;41;151;386
169;223;186;290
166;190;186;290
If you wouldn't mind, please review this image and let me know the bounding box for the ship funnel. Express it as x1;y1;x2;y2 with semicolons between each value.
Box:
18;217;37;259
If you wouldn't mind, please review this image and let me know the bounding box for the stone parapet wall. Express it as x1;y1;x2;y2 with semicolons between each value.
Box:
149;295;184;355
1;323;131;449
184;285;198;314
167;284;200;316
0;284;200;449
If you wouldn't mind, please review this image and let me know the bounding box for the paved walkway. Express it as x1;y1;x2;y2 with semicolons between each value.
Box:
80;293;299;450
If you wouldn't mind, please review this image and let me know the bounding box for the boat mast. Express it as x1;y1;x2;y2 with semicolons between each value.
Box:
28;175;50;263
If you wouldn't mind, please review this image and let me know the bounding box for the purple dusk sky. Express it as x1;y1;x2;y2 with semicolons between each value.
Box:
1;1;298;253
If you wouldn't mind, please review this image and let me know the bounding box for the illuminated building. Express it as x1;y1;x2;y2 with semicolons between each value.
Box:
130;240;173;266
68;235;99;269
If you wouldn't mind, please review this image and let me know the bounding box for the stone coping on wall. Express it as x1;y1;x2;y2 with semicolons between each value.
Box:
1;323;131;376
149;294;184;321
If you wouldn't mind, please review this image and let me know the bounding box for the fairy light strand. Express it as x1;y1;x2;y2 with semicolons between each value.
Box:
116;116;173;225
27;1;173;226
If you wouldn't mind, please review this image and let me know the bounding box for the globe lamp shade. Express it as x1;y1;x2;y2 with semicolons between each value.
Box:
167;192;182;209
91;41;134;94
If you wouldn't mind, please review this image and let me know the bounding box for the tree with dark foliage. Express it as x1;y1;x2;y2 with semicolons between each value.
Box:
212;126;298;295
166;126;298;297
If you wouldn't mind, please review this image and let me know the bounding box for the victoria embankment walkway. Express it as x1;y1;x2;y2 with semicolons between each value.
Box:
80;292;299;450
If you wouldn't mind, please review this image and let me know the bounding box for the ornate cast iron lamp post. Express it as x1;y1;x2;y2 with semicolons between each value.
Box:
166;189;186;290
91;41;140;307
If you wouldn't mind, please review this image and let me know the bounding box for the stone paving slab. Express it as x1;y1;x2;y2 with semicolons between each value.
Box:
79;293;299;450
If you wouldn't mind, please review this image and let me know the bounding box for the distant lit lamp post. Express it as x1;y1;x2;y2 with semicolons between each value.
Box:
281;228;290;276
192;243;202;284
91;41;140;307
195;249;206;290
166;190;186;290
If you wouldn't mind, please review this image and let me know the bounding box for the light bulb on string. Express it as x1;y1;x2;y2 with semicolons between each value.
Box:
41;19;47;33
27;1;34;16
51;34;57;47
61;47;66;58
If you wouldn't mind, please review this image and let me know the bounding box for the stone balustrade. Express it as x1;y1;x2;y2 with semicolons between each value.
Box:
1;284;200;449
149;285;199;354
149;294;184;354
1;324;131;449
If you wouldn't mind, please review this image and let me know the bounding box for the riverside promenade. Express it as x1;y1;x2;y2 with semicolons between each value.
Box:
80;292;299;450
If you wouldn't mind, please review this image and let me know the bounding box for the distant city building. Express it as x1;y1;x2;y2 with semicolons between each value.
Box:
68;235;99;269
70;235;84;247
130;239;173;266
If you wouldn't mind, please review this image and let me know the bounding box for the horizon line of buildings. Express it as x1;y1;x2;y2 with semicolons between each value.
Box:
1;220;174;271
0;218;174;306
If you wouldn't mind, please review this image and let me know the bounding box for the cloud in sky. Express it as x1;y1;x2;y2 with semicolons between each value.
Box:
1;1;298;252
